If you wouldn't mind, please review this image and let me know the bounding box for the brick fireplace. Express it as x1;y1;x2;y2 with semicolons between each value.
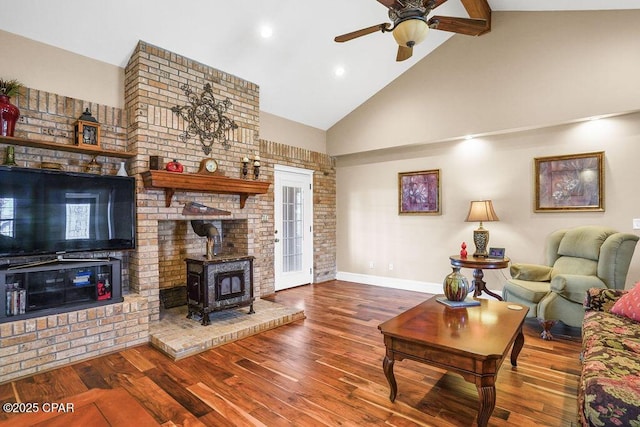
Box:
0;41;336;383
124;41;270;322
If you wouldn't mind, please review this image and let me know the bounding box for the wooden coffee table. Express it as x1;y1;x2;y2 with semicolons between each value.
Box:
378;295;528;427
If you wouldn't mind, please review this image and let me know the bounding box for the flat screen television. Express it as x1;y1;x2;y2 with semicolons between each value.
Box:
0;166;136;258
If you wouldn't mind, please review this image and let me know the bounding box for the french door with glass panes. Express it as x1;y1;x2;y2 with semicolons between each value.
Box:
274;165;313;291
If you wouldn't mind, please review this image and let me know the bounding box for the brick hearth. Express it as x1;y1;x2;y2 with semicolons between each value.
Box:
150;299;305;360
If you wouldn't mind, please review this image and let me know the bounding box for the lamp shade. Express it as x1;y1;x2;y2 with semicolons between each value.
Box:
465;200;499;223
392;18;429;48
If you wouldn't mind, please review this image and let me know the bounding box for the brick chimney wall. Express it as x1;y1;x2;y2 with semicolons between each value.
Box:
123;41;336;319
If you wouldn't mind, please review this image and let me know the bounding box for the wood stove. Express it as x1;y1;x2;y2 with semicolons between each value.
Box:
185;255;254;325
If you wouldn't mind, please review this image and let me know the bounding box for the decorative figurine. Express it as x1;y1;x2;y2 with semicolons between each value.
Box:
460;242;468;259
166;159;184;173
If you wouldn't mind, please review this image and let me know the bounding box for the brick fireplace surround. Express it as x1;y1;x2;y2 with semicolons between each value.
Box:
0;41;336;382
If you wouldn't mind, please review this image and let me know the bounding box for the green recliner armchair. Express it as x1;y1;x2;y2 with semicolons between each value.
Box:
503;225;638;340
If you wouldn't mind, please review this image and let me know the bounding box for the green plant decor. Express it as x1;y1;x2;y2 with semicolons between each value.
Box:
0;79;23;98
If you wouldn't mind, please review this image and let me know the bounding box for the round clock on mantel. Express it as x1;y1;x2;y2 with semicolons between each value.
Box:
197;158;219;174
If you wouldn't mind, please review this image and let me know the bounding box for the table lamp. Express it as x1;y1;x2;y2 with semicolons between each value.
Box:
465;200;499;258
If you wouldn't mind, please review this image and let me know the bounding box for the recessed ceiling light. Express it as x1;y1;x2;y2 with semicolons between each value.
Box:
260;25;273;39
334;66;346;77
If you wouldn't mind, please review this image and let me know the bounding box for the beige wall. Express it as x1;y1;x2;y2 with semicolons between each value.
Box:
0;30;124;110
327;10;640;156
331;9;640;293
259;111;326;153
0;29;326;153
336;112;640;291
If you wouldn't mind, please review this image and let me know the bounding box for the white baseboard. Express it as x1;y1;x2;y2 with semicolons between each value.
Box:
336;271;442;294
335;271;503;298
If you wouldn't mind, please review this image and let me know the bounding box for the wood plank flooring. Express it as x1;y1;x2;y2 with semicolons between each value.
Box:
0;280;581;426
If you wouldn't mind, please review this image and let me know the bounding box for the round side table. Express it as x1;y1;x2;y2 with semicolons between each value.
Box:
449;255;510;301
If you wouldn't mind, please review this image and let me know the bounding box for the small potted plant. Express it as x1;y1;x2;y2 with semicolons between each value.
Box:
0;79;23;98
0;78;23;137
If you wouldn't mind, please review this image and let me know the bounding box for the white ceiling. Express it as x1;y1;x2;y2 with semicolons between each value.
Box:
0;0;638;130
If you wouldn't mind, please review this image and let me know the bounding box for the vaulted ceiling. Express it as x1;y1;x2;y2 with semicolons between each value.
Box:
0;0;638;130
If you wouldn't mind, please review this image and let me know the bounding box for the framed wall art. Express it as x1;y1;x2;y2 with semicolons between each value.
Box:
534;151;604;212
488;247;506;259
398;169;441;215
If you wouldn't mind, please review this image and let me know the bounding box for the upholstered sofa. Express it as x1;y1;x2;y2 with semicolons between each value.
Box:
579;287;640;426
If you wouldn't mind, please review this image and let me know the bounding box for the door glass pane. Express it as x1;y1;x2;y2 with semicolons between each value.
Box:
282;185;303;273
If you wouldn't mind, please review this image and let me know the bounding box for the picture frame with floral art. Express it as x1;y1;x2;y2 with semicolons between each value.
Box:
398;169;441;215
534;151;604;212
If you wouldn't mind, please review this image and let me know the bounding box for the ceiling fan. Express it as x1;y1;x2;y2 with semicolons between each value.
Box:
335;0;491;62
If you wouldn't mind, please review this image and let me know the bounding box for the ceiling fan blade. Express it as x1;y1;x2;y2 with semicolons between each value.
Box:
377;0;403;9
396;45;413;62
334;23;391;43
428;16;489;36
430;0;449;9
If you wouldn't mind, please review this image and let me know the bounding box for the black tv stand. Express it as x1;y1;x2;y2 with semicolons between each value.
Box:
7;255;111;271
1;257;122;322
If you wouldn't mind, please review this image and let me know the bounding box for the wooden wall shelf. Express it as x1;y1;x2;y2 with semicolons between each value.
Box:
0;135;136;159
142;170;271;208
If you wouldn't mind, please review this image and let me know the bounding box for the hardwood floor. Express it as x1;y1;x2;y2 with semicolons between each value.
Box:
0;280;581;426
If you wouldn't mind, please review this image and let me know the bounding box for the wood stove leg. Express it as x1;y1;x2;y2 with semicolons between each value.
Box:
248;303;255;314
186;304;195;320
539;319;556;340
201;309;211;326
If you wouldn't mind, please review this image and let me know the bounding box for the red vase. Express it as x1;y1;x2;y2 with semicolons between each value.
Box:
166;159;184;173
0;95;20;137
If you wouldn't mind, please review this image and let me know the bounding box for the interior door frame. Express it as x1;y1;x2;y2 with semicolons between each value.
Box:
273;164;314;291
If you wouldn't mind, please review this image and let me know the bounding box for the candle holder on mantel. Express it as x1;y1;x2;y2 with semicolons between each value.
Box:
253;155;260;179
241;156;249;178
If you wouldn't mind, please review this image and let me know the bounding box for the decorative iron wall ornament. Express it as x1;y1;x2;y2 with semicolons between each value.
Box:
171;83;238;154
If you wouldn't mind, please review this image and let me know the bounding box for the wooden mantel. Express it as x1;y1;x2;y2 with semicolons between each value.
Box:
142;170;271;208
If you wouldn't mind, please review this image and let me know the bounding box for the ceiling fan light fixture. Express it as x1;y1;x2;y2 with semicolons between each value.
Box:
392;18;429;48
